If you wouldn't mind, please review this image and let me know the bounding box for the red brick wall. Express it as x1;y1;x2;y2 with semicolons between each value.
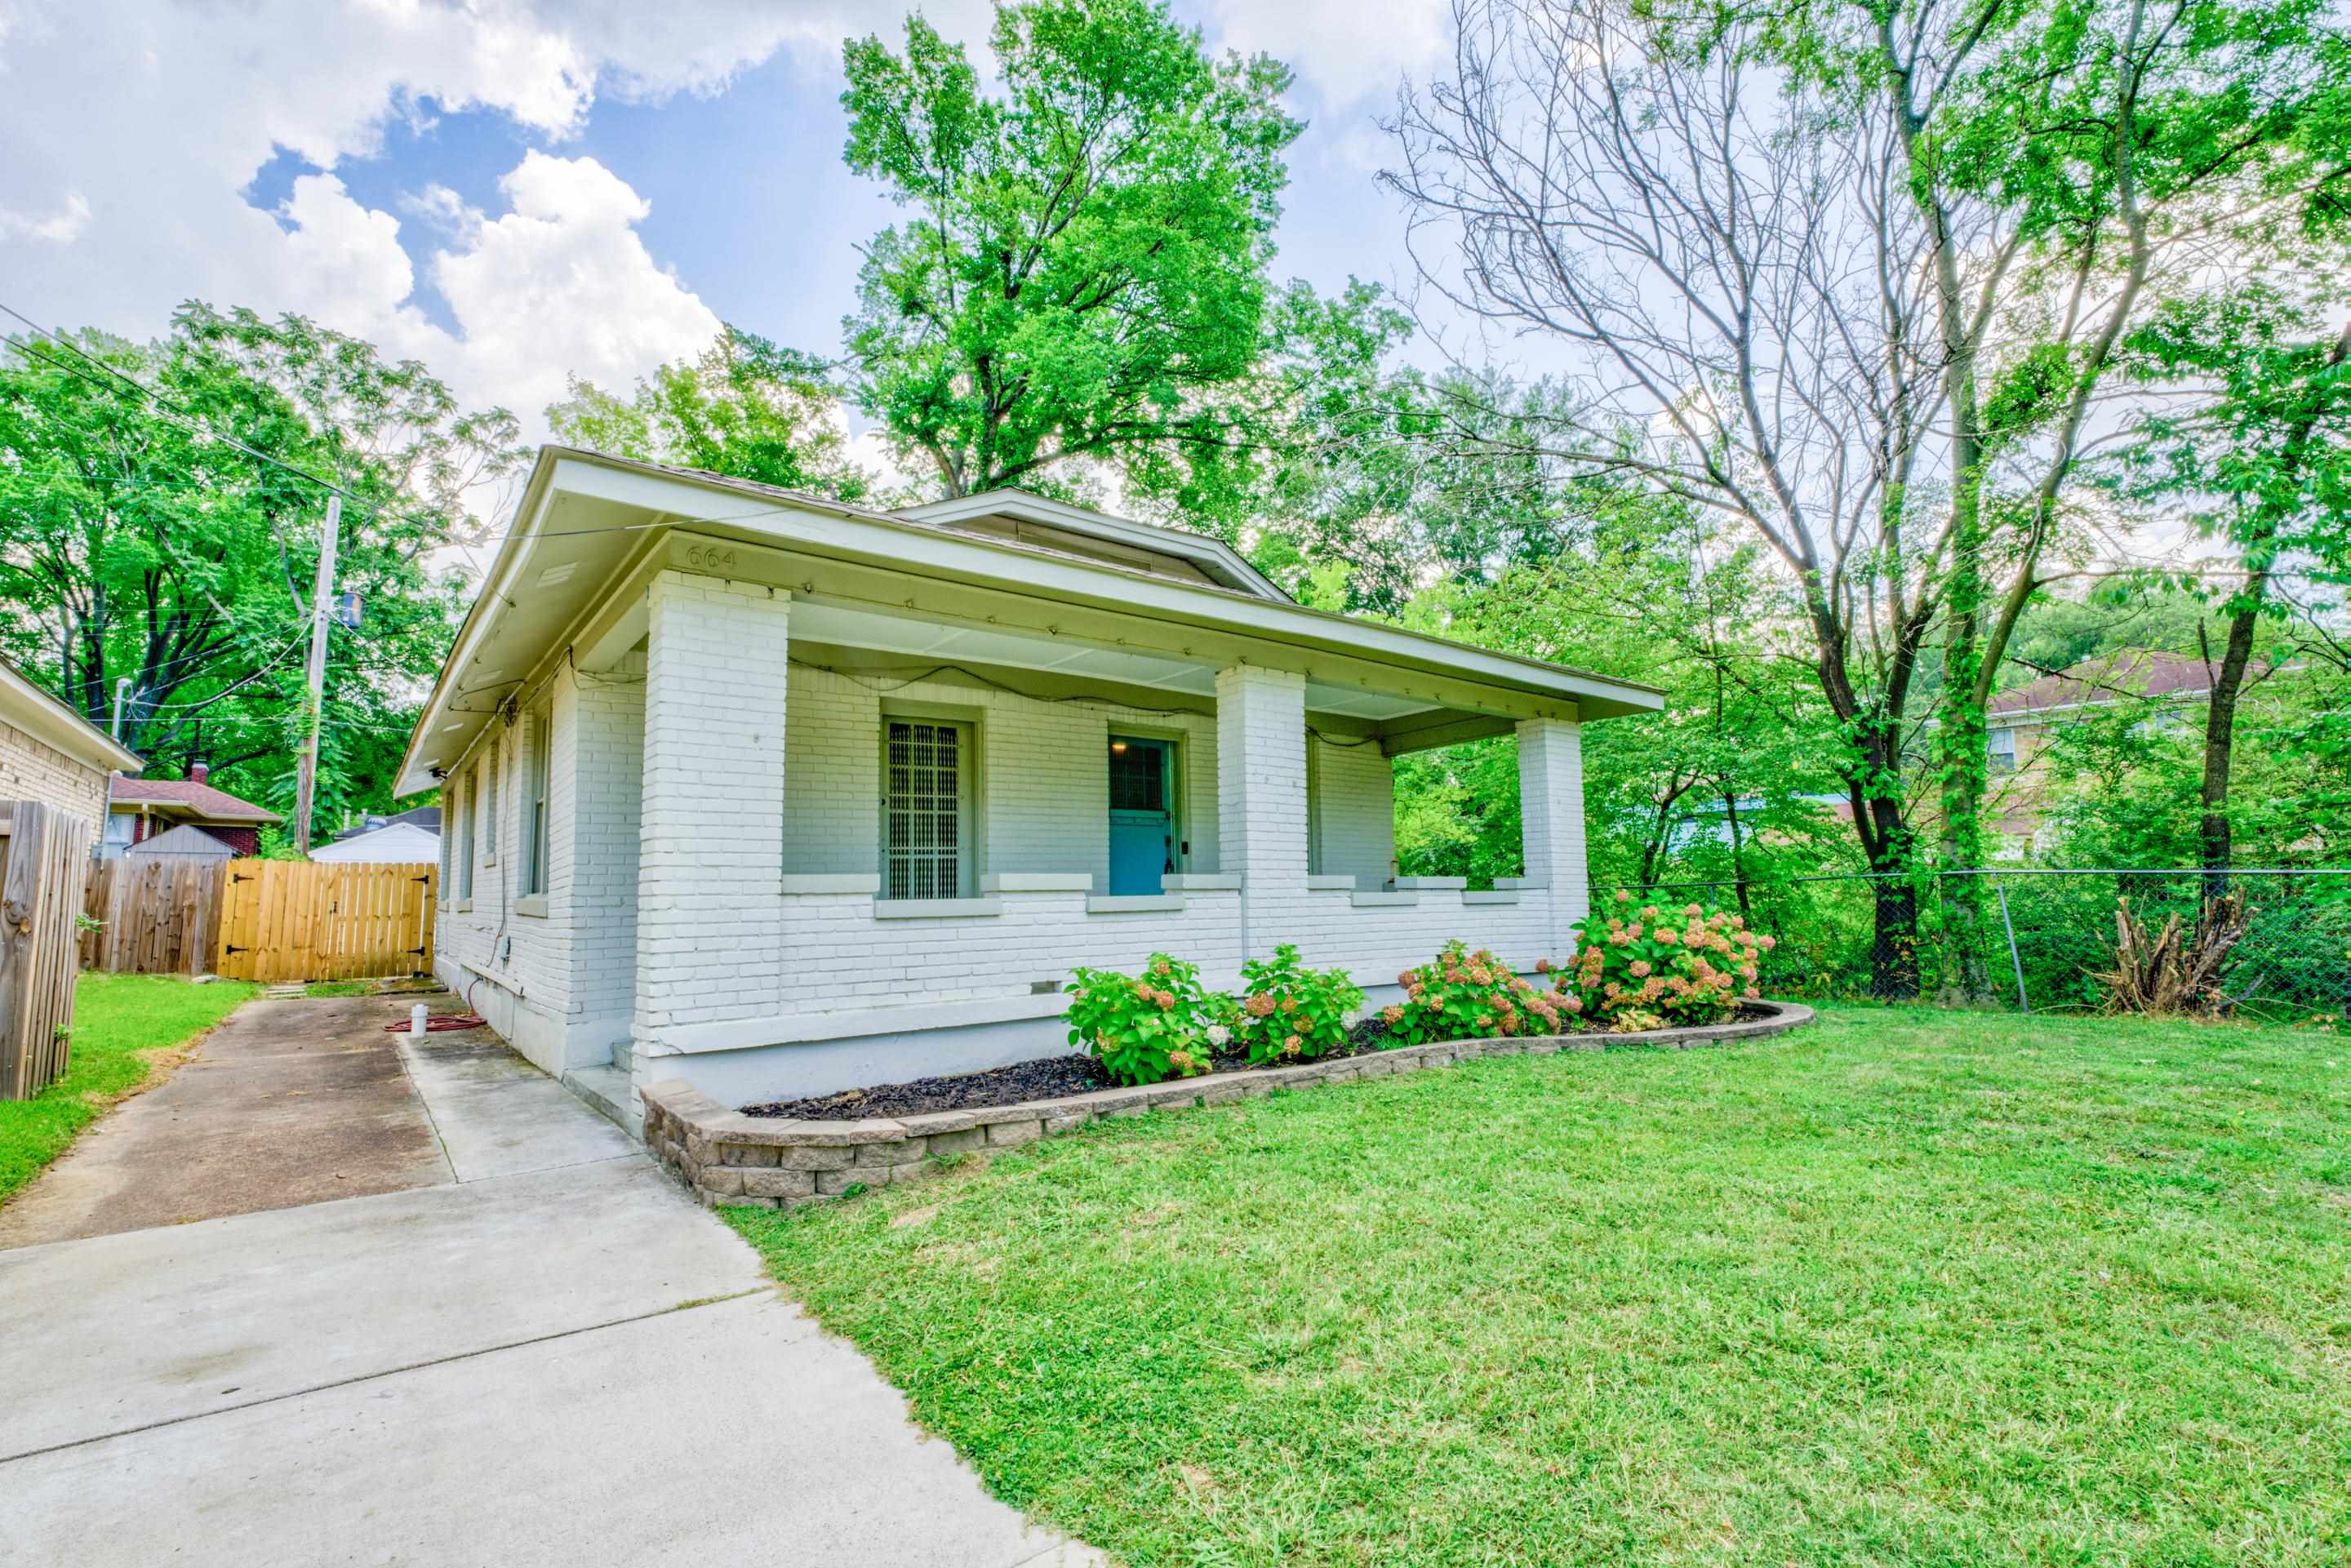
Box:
202;824;260;856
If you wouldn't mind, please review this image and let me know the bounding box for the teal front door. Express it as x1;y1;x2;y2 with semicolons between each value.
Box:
1107;735;1174;895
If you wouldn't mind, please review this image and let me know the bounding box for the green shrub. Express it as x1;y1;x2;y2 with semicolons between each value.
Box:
1382;939;1566;1043
1232;944;1363;1064
1065;953;1216;1086
1553;894;1769;1026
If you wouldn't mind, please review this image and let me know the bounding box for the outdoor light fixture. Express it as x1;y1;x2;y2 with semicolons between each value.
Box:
1111;740;1127;753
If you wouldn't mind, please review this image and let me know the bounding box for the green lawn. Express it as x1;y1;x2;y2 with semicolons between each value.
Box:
727;1006;2351;1567
0;972;258;1202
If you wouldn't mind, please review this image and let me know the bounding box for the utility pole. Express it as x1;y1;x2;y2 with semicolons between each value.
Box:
292;495;340;856
111;676;133;742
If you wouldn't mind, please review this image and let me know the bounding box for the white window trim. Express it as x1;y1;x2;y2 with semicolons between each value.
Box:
456;764;477;900
480;737;500;865
879;712;978;900
525;703;552;897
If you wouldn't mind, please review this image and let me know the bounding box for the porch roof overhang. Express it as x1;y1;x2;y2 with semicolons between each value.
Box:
395;449;1664;797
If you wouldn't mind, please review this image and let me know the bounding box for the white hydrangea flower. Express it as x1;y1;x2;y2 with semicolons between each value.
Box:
1342;1010;1363;1029
1204;1024;1231;1047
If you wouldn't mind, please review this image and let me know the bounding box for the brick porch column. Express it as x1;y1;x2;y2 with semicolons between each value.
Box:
1216;664;1308;960
1515;713;1589;958
634;570;790;1054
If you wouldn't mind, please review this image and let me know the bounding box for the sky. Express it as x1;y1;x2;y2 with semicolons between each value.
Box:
0;0;1481;475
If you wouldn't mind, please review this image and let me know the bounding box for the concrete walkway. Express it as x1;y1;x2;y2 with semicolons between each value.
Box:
0;993;1098;1568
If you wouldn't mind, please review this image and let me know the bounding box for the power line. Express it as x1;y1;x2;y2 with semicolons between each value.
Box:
0;309;467;543
131;630;311;713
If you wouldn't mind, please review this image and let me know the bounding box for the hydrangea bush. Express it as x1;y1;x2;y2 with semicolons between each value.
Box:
1553;895;1772;1026
1381;939;1572;1044
1064;953;1217;1086
1232;943;1363;1065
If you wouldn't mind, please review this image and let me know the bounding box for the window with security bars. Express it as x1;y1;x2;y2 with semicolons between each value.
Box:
882;719;968;899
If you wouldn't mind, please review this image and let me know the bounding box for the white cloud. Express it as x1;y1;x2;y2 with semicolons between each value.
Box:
0;190;87;242
0;0;1451;453
1198;0;1453;109
428;153;723;421
0;0;824;435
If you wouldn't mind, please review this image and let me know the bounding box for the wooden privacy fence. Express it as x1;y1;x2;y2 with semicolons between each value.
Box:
82;857;227;975
2;800;96;1100
215;860;438;984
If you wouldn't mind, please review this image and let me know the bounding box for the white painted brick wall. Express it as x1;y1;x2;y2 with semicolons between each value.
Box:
566;657;643;1044
635;571;790;1041
1309;735;1395;887
1517;715;1590;952
431;574;1598;1098
781;665;1220;891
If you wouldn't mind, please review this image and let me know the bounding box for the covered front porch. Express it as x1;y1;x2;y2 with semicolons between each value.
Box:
404;454;1660;1115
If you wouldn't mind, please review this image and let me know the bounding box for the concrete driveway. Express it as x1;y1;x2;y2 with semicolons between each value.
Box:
0;993;1097;1568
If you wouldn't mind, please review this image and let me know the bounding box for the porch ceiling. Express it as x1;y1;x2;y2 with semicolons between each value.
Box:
789;597;1437;722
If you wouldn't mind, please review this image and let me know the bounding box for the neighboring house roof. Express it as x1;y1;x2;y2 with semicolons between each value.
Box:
310;820;440;864
109;772;282;824
123;822;239;858
332;804;441;841
1989;650;2217;720
0;658;143;775
395;447;1666;797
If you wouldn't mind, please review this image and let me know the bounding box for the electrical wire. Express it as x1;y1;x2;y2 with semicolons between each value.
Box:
131;630;311;712
786;656;1388;748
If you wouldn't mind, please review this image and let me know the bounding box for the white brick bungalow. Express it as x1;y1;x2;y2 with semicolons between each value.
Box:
394;450;1661;1130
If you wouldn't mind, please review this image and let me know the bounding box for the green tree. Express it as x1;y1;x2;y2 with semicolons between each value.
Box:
0;304;517;824
1384;0;2348;993
547;327;875;500
1388;492;1845;897
2118;282;2351;890
838;0;1384;522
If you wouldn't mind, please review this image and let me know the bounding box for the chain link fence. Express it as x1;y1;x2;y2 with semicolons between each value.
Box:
1595;868;2351;1021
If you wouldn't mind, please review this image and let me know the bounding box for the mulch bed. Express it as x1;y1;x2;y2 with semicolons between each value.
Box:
742;1006;1774;1121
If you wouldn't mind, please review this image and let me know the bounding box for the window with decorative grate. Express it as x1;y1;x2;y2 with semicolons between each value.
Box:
882;718;971;899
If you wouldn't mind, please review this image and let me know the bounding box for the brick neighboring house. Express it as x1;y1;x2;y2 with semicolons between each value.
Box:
1986;649;2218;851
103;762;282;859
0;658;142;828
396;447;1664;1129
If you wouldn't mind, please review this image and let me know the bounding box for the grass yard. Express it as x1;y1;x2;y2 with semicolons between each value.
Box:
0;972;257;1202
728;1006;2351;1567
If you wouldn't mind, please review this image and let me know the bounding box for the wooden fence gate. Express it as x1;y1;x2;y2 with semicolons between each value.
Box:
216;860;438;984
2;800;96;1099
82;856;229;975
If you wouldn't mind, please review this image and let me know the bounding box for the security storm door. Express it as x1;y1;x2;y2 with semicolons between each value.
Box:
883;719;971;899
1106;735;1176;896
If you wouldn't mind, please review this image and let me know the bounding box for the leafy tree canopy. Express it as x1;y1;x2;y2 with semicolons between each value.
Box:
547;326;876;501
838;0;1398;528
0;303;520;824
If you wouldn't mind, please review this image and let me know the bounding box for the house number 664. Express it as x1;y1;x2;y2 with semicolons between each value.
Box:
686;544;738;571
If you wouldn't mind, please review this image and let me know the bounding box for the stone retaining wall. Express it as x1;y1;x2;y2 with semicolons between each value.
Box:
642;1000;1815;1209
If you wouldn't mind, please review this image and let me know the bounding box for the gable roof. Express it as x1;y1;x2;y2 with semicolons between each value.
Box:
895;490;1291;602
0;659;142;775
109;774;282;823
123;822;239;858
1989;650;2217;719
311;820;439;863
602;461;1290;602
332;804;440;840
